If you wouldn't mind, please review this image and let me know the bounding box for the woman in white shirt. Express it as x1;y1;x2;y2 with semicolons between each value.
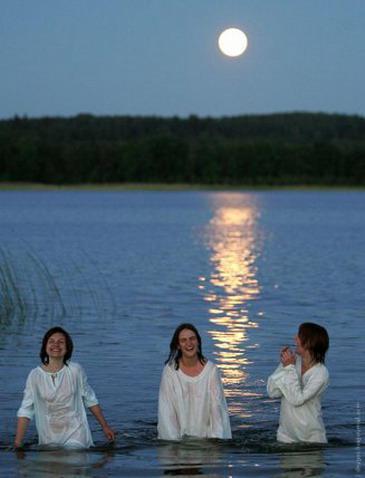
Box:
157;323;231;441
267;322;329;443
14;327;115;449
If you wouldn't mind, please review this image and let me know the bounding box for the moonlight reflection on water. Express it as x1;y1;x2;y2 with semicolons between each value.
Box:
201;194;262;417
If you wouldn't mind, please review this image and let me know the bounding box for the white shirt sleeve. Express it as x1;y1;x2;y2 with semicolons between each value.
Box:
157;366;180;440
268;363;329;407
267;364;284;398
78;364;99;408
209;366;232;439
17;372;35;420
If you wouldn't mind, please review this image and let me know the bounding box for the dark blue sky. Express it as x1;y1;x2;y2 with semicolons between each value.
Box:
1;0;364;118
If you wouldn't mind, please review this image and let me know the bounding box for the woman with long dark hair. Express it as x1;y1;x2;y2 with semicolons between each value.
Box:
157;323;231;440
267;322;330;443
14;326;115;448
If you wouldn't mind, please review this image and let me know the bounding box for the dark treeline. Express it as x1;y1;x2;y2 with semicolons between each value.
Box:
0;112;365;185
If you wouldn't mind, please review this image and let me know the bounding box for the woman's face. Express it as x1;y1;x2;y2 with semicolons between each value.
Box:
46;332;67;360
178;328;199;359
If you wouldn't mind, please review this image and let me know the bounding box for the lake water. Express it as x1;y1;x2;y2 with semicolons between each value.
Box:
0;189;363;477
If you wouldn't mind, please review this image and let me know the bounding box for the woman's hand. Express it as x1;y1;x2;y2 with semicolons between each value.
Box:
14;417;30;451
102;424;116;441
89;404;116;442
280;346;296;366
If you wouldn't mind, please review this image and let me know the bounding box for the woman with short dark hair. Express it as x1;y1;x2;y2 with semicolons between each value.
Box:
267;322;330;443
157;323;231;440
14;326;115;448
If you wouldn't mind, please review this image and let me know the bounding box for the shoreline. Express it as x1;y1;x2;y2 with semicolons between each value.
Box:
0;182;364;192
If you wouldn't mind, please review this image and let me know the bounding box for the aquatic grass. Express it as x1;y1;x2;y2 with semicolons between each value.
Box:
25;250;67;320
0;243;116;331
0;248;27;324
69;256;101;320
80;249;117;319
0;247;67;327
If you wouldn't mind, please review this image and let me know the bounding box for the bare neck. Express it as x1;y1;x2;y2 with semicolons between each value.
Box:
179;356;205;377
180;355;199;368
43;358;65;373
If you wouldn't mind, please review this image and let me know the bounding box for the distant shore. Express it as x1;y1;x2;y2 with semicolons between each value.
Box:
1;114;364;187
0;182;363;192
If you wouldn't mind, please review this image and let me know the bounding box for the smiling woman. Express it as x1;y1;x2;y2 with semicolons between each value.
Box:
14;327;115;449
157;323;232;441
218;27;248;57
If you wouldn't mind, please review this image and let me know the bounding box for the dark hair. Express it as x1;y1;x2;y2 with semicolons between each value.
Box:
40;327;73;365
165;323;206;370
298;322;329;364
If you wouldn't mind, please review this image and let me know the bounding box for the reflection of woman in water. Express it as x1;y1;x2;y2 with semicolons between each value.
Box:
14;327;115;449
157;323;231;440
267;322;329;443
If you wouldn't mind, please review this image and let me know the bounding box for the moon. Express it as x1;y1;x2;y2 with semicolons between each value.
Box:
218;28;248;57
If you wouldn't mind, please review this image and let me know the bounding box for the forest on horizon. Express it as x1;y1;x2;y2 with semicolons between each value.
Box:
0;112;364;186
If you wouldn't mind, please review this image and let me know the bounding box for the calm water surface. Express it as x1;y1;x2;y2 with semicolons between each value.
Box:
0;190;364;477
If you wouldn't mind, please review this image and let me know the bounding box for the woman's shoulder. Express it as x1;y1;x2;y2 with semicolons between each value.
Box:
27;366;42;380
308;362;329;380
205;360;217;371
163;362;177;375
206;361;224;379
67;362;91;383
67;361;83;372
317;362;329;377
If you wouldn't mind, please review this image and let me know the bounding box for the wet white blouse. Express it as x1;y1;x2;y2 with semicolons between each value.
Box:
157;361;232;440
17;362;99;448
267;358;329;443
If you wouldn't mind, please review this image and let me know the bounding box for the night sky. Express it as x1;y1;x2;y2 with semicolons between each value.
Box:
1;0;364;118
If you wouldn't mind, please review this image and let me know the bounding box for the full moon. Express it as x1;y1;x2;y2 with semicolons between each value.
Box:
218;28;248;57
